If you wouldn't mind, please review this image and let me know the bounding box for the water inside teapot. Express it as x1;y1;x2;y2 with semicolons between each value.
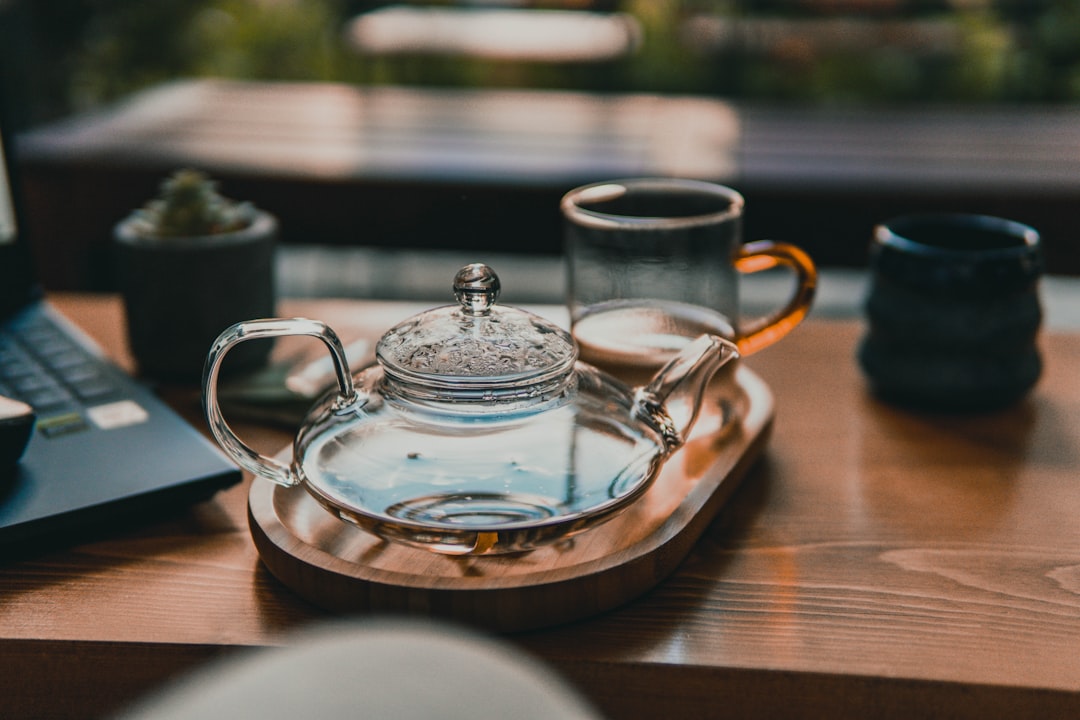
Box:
297;395;662;535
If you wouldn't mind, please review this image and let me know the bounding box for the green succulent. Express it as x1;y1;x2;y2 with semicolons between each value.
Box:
131;169;256;237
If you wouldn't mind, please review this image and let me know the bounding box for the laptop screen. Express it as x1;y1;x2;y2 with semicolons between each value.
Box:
0;128;14;245
0;114;43;318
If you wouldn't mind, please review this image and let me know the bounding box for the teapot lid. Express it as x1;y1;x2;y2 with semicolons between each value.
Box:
375;264;577;392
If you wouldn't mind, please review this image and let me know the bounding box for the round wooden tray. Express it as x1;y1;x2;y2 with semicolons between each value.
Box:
248;366;775;632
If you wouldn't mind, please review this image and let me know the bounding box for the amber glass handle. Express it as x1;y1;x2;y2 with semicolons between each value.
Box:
734;240;817;355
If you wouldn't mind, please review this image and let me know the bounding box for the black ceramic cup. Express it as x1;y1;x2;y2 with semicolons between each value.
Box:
858;213;1044;411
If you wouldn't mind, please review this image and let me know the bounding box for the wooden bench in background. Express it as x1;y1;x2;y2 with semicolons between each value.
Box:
14;78;1080;291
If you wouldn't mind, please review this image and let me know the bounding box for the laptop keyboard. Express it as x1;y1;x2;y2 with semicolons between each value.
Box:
0;312;122;418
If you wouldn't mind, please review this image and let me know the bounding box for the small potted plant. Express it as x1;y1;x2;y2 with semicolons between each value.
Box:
114;169;277;382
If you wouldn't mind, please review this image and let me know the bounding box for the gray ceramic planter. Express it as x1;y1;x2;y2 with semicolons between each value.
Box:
114;210;277;382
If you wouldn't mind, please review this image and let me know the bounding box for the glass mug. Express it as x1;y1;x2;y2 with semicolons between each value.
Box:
562;178;817;390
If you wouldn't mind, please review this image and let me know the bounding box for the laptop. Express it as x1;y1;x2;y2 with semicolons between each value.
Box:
0;112;241;556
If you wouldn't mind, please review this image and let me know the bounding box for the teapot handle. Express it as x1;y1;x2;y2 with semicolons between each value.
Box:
202;318;356;486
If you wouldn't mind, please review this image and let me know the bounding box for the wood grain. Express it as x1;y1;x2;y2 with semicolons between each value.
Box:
1;294;1079;719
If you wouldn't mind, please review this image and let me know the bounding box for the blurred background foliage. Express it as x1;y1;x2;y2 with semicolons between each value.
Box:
11;0;1080;125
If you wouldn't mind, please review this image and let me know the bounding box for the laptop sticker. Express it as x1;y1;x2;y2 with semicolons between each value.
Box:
37;412;89;437
87;400;149;430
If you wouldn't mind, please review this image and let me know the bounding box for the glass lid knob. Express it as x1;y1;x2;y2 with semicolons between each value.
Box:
453;263;500;316
375;263;577;391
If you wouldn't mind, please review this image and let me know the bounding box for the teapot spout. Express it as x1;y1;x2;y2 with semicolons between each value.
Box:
635;335;740;451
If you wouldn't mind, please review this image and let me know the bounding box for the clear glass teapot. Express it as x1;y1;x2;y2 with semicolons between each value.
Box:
203;264;738;555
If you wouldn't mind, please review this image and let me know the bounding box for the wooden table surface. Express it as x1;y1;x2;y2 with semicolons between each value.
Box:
2;293;1079;719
